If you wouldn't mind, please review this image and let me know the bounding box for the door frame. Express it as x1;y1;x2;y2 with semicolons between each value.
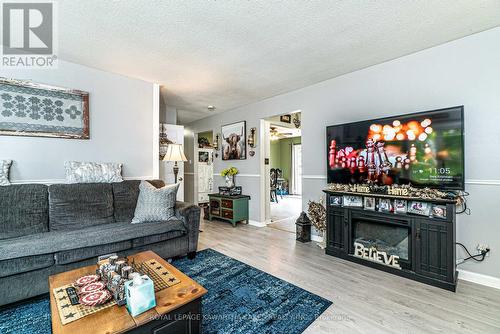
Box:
259;110;302;223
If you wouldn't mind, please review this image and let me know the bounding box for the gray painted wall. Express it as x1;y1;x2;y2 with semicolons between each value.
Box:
1;60;155;182
185;27;500;279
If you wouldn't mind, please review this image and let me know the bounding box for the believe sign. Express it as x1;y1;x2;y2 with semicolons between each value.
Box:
353;242;401;269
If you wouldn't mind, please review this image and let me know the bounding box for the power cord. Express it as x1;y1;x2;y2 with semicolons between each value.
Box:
452;191;471;215
456;242;490;265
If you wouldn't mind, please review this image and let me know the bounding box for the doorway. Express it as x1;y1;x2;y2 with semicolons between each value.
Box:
263;112;302;233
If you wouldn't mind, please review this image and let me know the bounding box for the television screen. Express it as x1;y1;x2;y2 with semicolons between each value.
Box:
326;106;464;190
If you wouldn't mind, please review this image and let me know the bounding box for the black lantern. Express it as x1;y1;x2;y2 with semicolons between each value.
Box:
295;211;311;242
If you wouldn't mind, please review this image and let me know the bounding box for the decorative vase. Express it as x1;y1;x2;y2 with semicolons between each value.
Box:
317;230;327;249
225;175;235;188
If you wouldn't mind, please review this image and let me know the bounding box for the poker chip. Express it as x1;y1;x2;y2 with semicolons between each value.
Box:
74;274;99;287
79;289;112;306
79;281;106;294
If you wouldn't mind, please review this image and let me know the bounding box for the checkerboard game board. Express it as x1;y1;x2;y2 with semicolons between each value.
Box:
53;283;116;325
133;259;181;291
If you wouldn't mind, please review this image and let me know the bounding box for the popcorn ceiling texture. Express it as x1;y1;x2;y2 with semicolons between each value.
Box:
57;1;500;123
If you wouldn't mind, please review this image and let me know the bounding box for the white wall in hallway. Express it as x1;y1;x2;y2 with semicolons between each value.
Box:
185;27;500;280
1;60;156;182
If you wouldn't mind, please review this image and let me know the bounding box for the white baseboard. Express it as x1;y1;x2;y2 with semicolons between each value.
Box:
458;269;500;290
311;234;323;242
248;220;267;227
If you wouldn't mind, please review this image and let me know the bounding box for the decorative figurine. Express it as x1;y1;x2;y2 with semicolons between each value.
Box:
328;140;337;168
365;139;377;181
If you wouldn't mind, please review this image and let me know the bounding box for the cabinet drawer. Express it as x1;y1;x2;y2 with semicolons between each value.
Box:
222;209;233;219
221;199;233;209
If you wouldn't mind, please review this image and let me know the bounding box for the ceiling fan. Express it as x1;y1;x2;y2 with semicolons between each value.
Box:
270;126;293;140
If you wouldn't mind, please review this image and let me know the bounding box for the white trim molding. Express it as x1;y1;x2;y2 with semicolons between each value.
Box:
214;173;260;178
303;175;327;180
465;179;500;186
152;83;160;179
10;176;155;185
458;269;500;290
248;220;267;227
300;176;500;186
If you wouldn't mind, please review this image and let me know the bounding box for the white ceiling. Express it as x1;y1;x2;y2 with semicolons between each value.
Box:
57;1;500;124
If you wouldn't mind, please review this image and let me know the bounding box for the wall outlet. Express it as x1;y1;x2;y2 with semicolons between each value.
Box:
477;244;490;256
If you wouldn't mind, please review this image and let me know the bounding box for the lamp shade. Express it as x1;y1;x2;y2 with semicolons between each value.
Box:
162;144;188;162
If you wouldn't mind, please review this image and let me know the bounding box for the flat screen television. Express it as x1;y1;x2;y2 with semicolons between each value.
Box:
326;106;464;190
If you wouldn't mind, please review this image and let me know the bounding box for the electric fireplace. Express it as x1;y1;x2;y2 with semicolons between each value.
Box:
351;218;411;270
324;191;458;291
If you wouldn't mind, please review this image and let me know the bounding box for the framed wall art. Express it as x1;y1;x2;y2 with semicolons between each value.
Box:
221;121;246;160
0;78;89;139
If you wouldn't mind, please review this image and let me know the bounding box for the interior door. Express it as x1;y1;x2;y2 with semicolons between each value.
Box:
160;124;185;201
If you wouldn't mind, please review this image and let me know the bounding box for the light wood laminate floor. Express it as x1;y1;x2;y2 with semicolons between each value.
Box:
198;218;500;334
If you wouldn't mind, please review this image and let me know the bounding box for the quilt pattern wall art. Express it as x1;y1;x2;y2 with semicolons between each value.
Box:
0;78;89;139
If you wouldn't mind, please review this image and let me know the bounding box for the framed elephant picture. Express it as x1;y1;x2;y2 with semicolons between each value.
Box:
0;78;89;139
221;121;246;160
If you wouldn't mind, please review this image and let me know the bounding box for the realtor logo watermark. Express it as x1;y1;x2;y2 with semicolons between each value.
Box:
1;0;58;68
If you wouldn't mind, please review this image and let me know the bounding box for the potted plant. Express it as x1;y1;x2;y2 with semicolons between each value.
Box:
221;167;238;188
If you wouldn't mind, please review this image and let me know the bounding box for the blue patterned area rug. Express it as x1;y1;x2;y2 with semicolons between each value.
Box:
0;248;331;334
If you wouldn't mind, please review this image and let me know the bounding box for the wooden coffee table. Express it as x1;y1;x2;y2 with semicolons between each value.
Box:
49;251;207;334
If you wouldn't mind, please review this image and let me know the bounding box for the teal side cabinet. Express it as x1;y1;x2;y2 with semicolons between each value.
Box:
208;194;250;227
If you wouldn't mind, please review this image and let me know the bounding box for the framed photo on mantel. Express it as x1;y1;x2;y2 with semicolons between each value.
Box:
0;78;89;139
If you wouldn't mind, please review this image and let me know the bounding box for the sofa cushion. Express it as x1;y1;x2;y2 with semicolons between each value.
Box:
132;230;186;248
48;183;115;231
112;180;165;222
0;184;49;240
55;240;132;265
0;220;187;263
0;253;54;277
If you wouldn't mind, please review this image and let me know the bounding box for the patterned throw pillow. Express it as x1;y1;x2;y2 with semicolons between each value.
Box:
132;181;180;224
0;160;12;186
65;161;123;183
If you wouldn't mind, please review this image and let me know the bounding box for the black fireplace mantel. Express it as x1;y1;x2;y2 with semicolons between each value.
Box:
323;190;457;292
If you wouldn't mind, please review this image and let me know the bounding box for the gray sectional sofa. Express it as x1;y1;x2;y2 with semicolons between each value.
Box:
0;180;200;306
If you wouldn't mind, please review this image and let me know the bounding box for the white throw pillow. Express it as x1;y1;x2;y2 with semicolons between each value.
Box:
0;160;12;186
65;161;123;183
132;181;180;224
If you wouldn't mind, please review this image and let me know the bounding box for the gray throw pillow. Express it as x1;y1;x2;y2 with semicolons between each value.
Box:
131;180;179;224
0;160;12;186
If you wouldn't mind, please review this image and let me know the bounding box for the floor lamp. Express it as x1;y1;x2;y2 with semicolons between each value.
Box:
163;144;188;183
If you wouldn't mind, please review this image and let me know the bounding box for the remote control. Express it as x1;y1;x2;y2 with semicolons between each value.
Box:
66;287;80;305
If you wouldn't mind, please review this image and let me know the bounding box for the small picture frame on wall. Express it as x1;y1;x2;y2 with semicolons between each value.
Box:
378;199;394;213
329;195;343;206
431;205;447;219
394;200;407;214
343;195;363;207
364;197;376;211
280;114;292;123
408;201;432;216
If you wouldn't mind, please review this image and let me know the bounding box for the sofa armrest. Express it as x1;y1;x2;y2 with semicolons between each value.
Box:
175;201;201;253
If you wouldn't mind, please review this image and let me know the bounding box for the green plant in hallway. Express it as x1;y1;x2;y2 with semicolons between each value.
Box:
221;167;238;188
